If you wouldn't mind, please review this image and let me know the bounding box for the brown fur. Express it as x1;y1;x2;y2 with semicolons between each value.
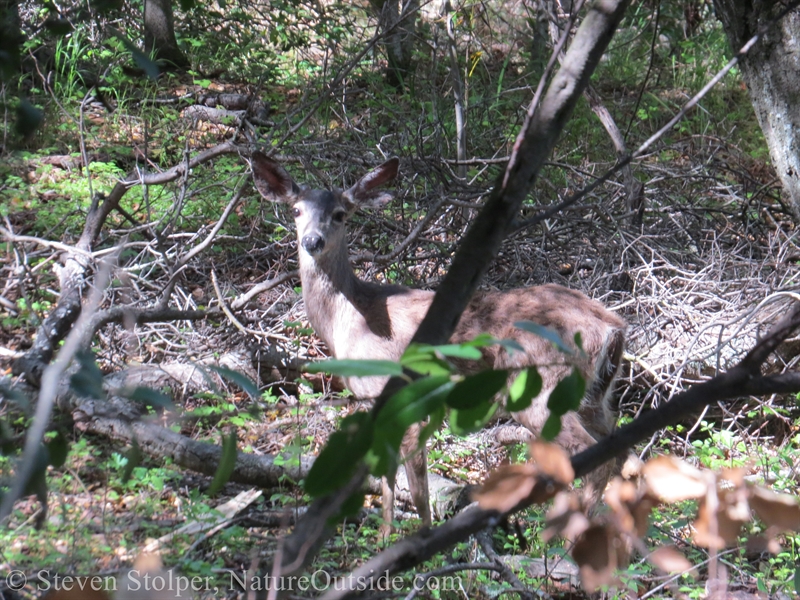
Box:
252;153;627;523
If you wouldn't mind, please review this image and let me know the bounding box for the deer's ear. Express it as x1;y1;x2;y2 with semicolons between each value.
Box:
342;158;399;210
252;153;300;203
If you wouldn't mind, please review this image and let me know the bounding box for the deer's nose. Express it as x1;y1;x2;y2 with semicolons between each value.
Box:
302;234;325;255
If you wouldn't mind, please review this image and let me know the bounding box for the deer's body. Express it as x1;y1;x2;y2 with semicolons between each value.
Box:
253;153;626;524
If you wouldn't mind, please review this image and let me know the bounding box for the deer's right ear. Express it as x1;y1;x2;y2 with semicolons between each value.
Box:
252;153;299;203
343;157;399;210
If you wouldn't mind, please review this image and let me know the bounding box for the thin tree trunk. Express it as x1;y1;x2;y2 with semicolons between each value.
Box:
0;0;23;80
143;0;189;70
369;0;419;90
713;1;800;221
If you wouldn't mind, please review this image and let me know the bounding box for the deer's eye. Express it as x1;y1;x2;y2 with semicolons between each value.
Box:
292;207;302;218
332;211;346;224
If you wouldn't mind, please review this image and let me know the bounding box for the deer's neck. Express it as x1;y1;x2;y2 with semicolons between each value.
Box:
299;243;364;357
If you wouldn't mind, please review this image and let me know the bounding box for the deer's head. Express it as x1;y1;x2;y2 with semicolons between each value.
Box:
252;153;399;261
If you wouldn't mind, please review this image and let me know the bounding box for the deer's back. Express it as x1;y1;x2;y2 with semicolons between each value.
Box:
339;282;624;422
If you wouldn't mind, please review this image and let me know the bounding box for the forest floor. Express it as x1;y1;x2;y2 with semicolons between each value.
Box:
2;65;800;599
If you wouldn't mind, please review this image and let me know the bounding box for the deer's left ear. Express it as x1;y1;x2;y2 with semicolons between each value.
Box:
342;158;399;210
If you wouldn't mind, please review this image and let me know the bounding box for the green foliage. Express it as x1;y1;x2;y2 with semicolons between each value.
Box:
542;369;586;440
305;358;405;378
207;430;238;495
303;328;584;500
69;350;106;399
507;368;542;412
305;412;373;496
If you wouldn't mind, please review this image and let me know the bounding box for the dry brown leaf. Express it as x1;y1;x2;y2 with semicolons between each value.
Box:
606;477;657;538
544;491;590;543
572;524;627;592
642;455;707;502
621;453;644;479
648;545;696;576
473;463;538;513
721;467;746;486
605;478;636;534
693;491;748;549
749;485;800;531
530;440;575;485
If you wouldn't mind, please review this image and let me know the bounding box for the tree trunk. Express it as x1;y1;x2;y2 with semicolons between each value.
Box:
713;0;800;221
0;0;22;80
369;0;419;90
143;0;189;70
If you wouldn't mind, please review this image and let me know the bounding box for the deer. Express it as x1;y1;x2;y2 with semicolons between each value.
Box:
251;152;627;526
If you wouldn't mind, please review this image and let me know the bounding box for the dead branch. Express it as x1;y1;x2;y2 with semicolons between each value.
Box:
10;142;242;384
83;306;215;346
65;392;313;488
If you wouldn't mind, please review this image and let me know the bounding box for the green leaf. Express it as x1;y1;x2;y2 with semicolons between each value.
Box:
70;350;105;399
514;321;574;355
507;368;543;412
305;412;374;496
450;401;499;436
541;414;562;441
401;355;453;376
126;386;174;409
108;28;159;80
304;358;404;378
15;98;43;137
179;0;195;9
446;369;508;409
208;431;238;495
375;376;454;430
574;331;584;351
428;343;483;360
401;345;454;376
45;432;68;468
338;490;366;519
418;404;446;446
547;369;586;416
121;440;142;483
367;422;405;478
794;568;800;594
208;366;260;399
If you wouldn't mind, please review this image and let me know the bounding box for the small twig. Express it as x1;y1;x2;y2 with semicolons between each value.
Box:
230;270;298;310
178;185;246;267
211;269;248;335
0;226;94;258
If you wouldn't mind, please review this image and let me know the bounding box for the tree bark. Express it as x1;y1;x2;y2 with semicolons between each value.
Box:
143;0;189;70
369;0;419;90
0;0;22;80
713;0;800;221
